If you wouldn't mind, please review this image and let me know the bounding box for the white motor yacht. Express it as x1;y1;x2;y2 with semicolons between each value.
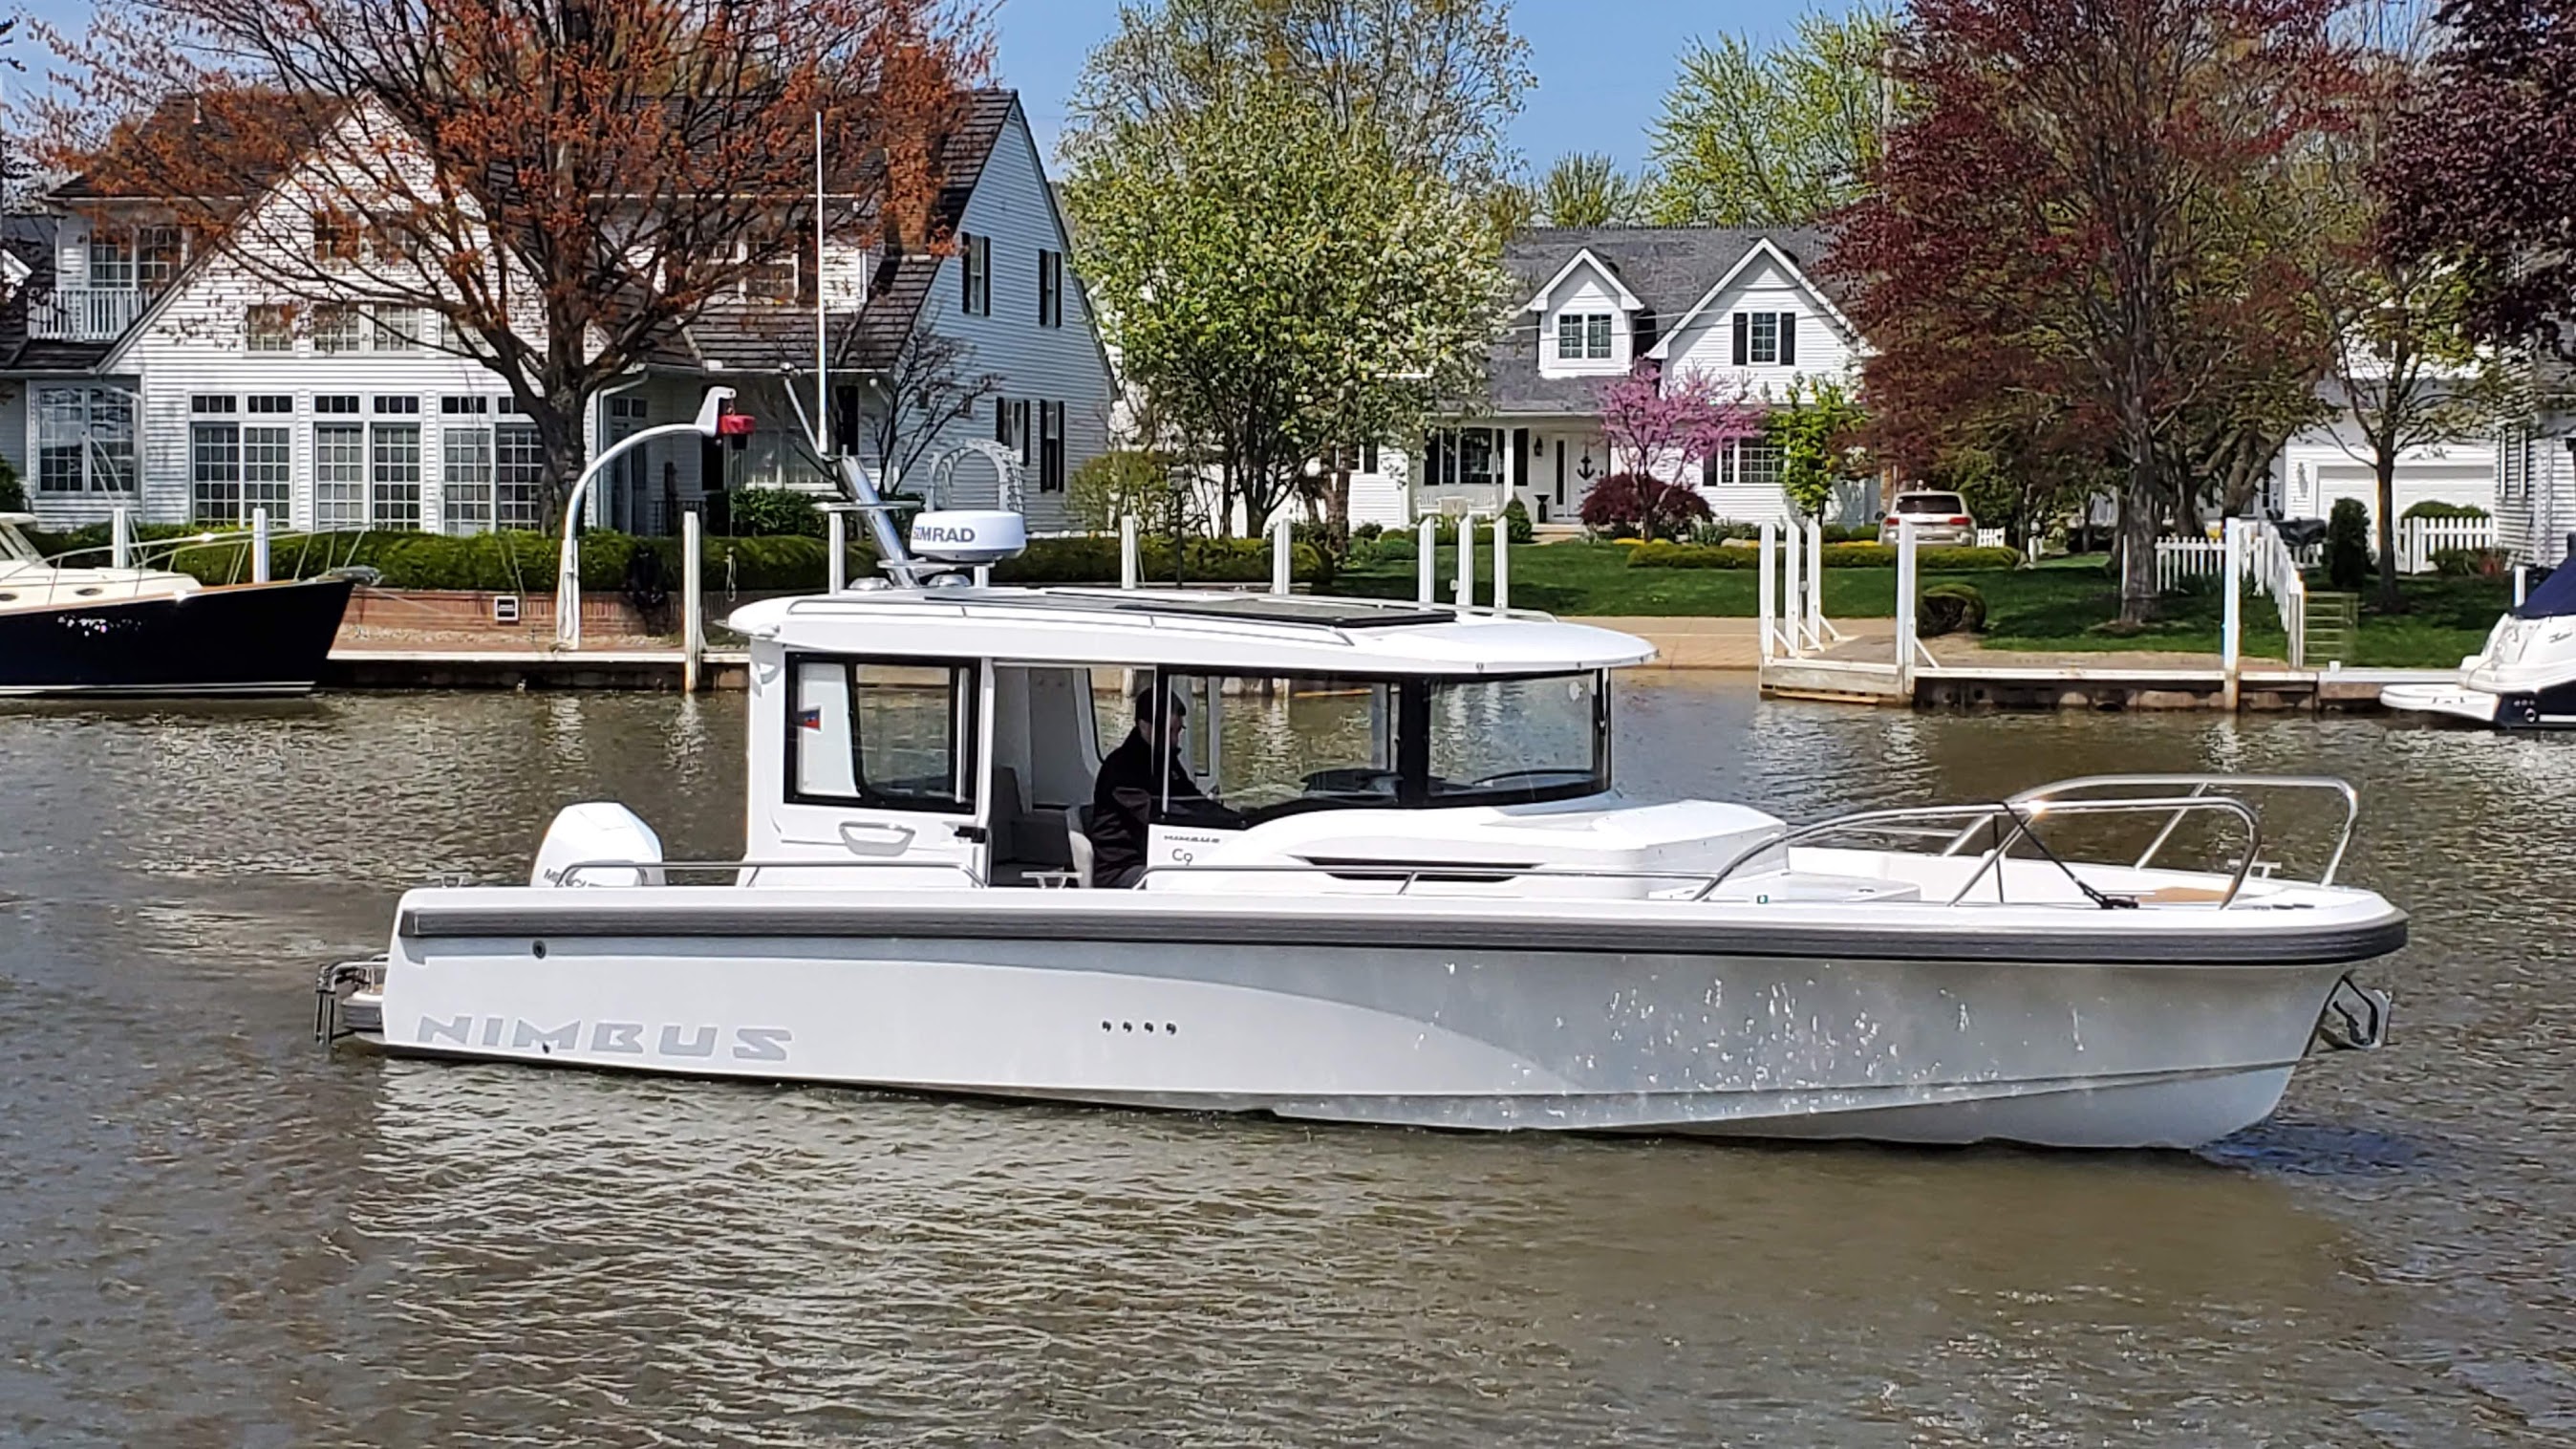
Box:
319;512;2402;1150
2381;561;2576;728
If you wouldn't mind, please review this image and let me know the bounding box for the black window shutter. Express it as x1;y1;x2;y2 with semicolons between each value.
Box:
962;233;975;311
1731;313;1748;367
1779;313;1797;366
995;397;1008;444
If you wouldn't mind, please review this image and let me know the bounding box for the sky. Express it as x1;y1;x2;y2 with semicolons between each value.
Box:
998;0;1811;172
8;0;1811;175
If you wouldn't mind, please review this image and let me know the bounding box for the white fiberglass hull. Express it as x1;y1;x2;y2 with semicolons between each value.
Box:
358;888;2401;1150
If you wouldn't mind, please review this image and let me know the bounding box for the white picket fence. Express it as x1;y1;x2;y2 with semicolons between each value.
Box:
2155;537;2226;591
2246;522;2308;667
2394;515;2495;573
1976;527;2007;550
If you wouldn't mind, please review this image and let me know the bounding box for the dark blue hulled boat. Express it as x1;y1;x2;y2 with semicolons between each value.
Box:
0;513;355;698
2383;551;2576;729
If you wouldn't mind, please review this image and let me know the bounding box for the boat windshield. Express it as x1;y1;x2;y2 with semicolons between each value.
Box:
0;523;40;565
1157;669;1609;825
2513;560;2576;620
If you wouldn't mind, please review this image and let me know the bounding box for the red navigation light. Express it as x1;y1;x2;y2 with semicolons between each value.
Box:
716;413;756;437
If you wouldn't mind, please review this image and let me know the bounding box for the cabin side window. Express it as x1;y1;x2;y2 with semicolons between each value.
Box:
788;656;977;811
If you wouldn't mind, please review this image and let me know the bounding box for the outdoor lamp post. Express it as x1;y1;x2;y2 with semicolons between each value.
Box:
557;386;751;649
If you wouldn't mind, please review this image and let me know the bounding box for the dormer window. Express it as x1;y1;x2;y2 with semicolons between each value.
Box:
1556;312;1613;360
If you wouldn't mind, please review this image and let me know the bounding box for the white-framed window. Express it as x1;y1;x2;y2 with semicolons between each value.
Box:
960;231;992;316
313;305;361;354
246;305;294;353
190;395;242;524
35;386;138;494
87;236;134;290
1712;440;1786;489
372;307;427;353
137;226;182;288
1422;427;1501;489
371;396;422;531
312;395;366;530
1732;310;1798;367
1556;312;1614;361
245;396;292;520
312;208;359;265
497;417;547;530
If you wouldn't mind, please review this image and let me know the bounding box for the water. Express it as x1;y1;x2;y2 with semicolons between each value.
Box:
2;682;2570;1445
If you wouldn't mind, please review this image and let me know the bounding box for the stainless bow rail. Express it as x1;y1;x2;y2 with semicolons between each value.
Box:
1966;774;2359;885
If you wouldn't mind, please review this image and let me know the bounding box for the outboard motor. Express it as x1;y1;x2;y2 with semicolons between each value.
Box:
531;802;665;887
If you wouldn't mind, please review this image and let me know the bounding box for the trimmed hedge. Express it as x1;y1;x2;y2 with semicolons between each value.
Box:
1001;534;1331;586
1627;540;2022;572
2401;499;2491;522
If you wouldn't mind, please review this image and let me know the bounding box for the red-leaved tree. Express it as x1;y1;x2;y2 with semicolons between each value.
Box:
32;0;987;515
1833;0;2359;624
2377;0;2576;359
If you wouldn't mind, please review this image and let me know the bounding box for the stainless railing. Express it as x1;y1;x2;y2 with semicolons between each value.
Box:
1968;774;2358;885
1695;796;2263;907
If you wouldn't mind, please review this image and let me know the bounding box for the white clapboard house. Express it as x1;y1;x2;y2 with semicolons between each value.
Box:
0;89;1114;537
1332;226;1867;530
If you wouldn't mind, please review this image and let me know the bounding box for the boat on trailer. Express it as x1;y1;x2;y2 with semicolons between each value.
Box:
320;512;2400;1150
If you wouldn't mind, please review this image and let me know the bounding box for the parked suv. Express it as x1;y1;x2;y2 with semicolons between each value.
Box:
1878;492;1979;548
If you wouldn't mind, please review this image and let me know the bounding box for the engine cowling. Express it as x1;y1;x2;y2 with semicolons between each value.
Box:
530;802;665;888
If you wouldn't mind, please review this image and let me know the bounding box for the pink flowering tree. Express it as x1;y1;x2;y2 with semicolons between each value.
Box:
1588;362;1763;538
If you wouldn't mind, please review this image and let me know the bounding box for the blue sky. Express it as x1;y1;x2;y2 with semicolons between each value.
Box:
998;0;1810;171
13;0;1809;174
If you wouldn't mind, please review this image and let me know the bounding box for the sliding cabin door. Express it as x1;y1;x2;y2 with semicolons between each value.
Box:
768;654;988;887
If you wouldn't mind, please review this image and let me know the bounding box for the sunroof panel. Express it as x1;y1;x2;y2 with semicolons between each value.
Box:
1106;595;1459;629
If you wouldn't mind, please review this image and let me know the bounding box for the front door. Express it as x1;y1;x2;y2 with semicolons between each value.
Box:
769;654;987;887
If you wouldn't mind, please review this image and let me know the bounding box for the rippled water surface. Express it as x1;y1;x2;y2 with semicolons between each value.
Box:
3;681;2571;1445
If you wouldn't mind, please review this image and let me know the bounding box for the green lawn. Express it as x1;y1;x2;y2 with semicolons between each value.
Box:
1335;542;2509;668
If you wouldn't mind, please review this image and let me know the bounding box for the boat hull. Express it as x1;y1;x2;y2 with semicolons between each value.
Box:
0;576;355;697
369;896;2399;1149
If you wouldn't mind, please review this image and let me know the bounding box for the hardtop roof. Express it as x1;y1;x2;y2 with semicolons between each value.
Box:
726;585;1658;675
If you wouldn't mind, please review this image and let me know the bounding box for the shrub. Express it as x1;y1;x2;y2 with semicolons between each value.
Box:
2432;546;2509;577
1825;522;1878;544
1501;496;1534;544
728;487;826;537
0;460;24;513
996;534;1331;587
1626;541;1756;570
1688;520;1763;545
1352;521;1384;543
1066;449;1170;532
1579;472;1711;541
1919;582;1986;637
1921;545;2022;571
1824;541;1897;567
2401;499;2491;521
2327;497;2373;588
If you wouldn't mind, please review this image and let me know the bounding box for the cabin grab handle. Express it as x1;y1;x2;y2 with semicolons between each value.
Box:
838;821;917;856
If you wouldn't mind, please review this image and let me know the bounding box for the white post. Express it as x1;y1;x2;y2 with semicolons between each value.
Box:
2222;516;2243;708
1895;517;1920;694
1492;515;1511;613
1782;512;1805;656
826;510;848;593
682;509;703;693
1805;515;1825;644
1119;513;1141;590
1454;513;1476;609
2514;564;2529;609
1416;519;1436;604
111;506;132;569
1270;513;1292;595
1758;520;1778;663
251;507;271;583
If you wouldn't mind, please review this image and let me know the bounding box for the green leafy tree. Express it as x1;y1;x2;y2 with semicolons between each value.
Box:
1066;449;1174;533
1536;152;1641;227
1063;0;1534;191
1069;79;1510;535
1647;7;1897;226
1766;377;1868;518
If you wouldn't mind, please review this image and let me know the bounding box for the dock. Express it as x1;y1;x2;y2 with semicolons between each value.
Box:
1759;655;2452;713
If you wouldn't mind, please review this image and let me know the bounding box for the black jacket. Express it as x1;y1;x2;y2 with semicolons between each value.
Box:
1087;729;1208;884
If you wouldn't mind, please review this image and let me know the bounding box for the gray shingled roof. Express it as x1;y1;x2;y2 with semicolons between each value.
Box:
681;89;1019;377
1481;225;1842;416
